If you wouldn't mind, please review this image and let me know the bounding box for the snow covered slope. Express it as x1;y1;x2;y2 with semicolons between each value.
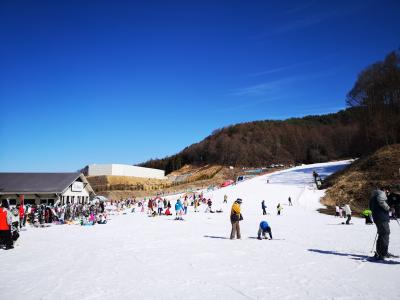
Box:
1;160;399;300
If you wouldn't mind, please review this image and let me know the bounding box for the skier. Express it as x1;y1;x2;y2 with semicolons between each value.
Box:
344;204;352;224
230;198;242;240
257;221;273;240
261;200;267;215
223;194;228;204
288;197;293;206
277;203;283;216
369;186;396;260
0;199;13;250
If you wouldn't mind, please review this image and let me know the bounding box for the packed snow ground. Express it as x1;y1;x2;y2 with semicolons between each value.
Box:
1;160;399;300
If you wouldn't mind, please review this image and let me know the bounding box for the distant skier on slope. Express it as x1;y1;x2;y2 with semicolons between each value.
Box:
288;197;293;206
261;200;267;215
277;203;283;216
344;204;352;224
257;221;273;240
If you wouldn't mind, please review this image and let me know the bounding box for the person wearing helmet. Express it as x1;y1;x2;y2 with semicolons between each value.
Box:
230;198;243;240
257;221;273;240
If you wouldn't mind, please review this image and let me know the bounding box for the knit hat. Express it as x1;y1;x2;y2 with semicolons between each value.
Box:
236;198;242;204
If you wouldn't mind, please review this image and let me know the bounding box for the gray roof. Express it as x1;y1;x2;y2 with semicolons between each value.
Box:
0;173;92;194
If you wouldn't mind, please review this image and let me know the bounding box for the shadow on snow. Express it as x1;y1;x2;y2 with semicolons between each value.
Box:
308;249;400;265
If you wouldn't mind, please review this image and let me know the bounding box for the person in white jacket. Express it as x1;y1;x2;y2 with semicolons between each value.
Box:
344;204;352;224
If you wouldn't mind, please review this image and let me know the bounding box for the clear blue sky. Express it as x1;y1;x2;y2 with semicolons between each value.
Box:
1;0;399;172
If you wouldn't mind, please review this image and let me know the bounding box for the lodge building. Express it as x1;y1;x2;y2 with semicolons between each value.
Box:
0;172;95;206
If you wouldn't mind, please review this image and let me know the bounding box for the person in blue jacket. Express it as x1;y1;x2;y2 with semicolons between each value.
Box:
257;221;273;240
175;199;184;220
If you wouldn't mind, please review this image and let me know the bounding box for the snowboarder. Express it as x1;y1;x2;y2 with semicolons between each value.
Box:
369;186;395;260
230;198;242;240
344;204;352;224
277;203;283;216
288;197;293;206
257;221;273;240
261;200;267;215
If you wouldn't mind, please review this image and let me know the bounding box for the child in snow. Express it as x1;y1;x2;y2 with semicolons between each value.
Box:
362;209;373;224
175;199;184;220
257;221;273;240
277;203;283;216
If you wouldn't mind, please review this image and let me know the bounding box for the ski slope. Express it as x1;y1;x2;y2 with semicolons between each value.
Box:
1;160;399;300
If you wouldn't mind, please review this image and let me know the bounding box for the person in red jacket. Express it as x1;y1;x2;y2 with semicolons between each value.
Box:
0;199;13;250
17;203;25;228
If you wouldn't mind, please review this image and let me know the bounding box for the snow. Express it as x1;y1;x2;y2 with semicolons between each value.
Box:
1;160;399;300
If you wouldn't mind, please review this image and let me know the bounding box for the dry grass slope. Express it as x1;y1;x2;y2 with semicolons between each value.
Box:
321;144;400;215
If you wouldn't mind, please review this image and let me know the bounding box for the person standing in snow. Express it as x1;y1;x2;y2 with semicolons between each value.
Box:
0;199;13;250
257;221;273;240
344;204;352;224
230;198;242;240
288;197;293;206
175;199;184;220
261;200;267;215
183;198;189;215
335;205;340;217
194;198;199;212
369;186;394;259
277;203;283;216
223;194;228;204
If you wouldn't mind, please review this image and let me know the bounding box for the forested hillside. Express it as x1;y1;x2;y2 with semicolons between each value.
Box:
141;50;400;174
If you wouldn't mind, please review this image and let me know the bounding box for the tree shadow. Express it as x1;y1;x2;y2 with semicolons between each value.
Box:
308;249;400;265
204;235;229;239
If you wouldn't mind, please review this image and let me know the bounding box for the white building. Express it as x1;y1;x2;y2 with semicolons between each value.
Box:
87;164;166;180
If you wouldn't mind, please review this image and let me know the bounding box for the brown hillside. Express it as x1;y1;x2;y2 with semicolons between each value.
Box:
321;144;400;215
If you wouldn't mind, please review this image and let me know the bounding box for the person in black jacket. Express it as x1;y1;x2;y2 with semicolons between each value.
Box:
369;186;394;260
261;200;267;215
387;188;400;219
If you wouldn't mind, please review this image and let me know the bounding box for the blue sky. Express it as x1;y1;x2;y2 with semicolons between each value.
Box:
1;0;399;172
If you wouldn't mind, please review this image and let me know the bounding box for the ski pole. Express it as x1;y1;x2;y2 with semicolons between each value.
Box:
371;232;378;253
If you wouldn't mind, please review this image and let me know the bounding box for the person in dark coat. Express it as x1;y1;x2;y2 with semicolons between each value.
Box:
261;200;267;215
369;186;393;260
387;188;400;219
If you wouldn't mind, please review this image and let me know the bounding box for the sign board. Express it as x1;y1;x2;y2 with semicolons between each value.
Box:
71;182;84;192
